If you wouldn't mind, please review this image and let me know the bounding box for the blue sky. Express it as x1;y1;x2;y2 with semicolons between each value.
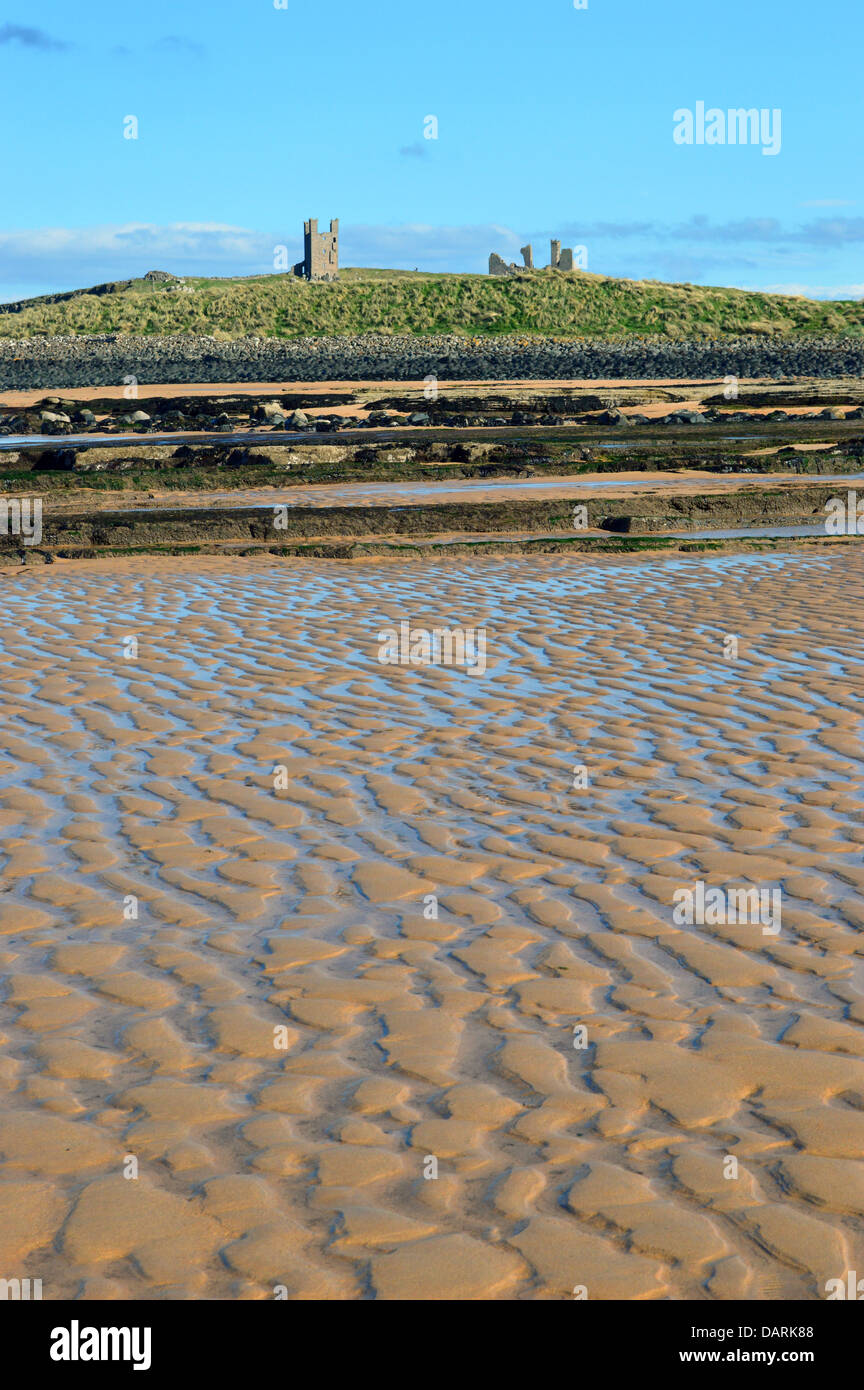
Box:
0;0;861;302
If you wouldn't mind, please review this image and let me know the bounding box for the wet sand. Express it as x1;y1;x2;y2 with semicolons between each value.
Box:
1;549;864;1300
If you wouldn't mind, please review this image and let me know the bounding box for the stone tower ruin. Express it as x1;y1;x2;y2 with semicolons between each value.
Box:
293;218;339;281
488;234;579;277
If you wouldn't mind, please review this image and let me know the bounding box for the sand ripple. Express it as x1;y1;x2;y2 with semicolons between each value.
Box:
1;549;863;1299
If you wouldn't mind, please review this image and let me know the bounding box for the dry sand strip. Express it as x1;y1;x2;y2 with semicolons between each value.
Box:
4;374;863;416
1;548;864;1299
0;377;740;408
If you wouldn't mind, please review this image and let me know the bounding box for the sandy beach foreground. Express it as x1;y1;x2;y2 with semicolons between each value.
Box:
1;549;863;1300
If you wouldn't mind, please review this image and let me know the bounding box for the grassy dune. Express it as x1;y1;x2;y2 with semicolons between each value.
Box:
2;266;863;340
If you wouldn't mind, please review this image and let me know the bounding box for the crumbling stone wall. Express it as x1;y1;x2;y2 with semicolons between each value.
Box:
489;245;536;277
488;235;577;274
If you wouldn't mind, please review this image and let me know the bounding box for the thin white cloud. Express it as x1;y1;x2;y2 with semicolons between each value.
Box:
561;215;864;247
761;282;864;301
0;221;522;297
0;223;282;290
343;222;520;268
0;220;860;303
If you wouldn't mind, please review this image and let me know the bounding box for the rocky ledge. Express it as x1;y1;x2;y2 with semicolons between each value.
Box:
2;334;864;390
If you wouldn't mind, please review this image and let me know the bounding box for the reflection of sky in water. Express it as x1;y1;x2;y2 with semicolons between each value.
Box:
23;474;864;516
667;525;828;539
3;549;861;762
0;429;837;451
0;549;862;943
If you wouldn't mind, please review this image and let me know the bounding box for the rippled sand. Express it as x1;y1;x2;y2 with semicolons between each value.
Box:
1;550;864;1301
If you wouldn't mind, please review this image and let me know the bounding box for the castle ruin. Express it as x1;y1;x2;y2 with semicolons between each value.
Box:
293;218;339;281
489;237;577;276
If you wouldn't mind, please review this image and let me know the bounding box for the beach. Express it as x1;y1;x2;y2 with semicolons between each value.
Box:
1;547;863;1299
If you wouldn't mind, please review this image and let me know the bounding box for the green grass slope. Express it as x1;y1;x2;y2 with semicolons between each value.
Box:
2;266;863;340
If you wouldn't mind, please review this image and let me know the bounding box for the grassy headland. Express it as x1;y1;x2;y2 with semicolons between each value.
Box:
1;266;863;340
